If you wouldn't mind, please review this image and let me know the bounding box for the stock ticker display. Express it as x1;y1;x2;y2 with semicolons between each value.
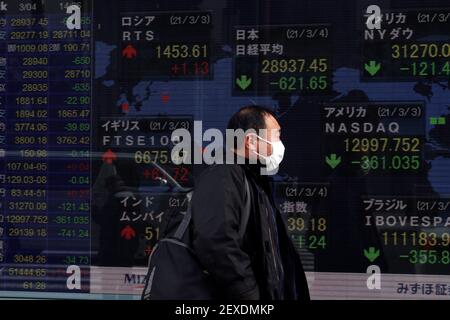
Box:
0;0;449;299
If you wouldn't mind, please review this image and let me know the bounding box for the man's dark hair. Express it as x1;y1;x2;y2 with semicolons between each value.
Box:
226;105;277;150
227;105;276;131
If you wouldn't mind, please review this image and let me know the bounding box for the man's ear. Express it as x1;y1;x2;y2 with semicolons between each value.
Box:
245;134;255;150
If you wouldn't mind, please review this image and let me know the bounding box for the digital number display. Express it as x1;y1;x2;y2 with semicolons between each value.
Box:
119;11;212;81
233;24;332;95
362;8;450;80
0;0;92;293
321;102;425;176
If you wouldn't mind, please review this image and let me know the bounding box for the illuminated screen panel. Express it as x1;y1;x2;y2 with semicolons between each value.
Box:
119;11;212;81
0;0;449;300
361;8;450;81
0;0;93;293
232;24;332;95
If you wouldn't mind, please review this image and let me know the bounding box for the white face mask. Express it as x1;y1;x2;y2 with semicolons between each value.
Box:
250;134;285;174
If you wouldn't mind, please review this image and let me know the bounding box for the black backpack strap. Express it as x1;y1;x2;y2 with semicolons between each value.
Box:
173;191;193;240
173;175;251;240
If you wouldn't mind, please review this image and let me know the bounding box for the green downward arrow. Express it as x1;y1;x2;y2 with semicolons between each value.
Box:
236;75;252;90
326;154;341;169
364;247;380;262
364;61;381;76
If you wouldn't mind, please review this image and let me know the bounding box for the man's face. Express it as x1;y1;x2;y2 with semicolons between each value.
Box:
246;114;281;159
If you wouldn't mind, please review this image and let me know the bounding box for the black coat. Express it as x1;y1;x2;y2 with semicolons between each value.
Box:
190;163;310;300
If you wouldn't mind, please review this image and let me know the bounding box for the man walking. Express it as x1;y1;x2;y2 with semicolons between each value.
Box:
190;105;310;300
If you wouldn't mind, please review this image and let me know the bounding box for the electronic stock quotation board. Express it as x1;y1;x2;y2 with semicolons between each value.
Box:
0;0;449;299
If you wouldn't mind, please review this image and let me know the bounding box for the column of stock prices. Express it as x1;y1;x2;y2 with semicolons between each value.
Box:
0;0;92;293
0;0;449;300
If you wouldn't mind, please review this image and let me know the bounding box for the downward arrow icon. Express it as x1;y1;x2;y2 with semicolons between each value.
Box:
326;154;341;169
236;75;252;90
364;247;380;262
364;61;381;76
